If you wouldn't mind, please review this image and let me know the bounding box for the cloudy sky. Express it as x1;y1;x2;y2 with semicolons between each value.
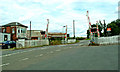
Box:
0;0;119;37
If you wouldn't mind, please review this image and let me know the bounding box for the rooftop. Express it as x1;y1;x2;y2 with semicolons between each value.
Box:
1;22;28;28
48;32;65;35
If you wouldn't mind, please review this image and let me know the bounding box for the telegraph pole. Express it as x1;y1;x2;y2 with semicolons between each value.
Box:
30;21;31;40
73;20;75;39
103;20;106;37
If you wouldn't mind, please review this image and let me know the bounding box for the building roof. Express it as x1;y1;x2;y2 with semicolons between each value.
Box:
27;30;43;32
48;32;65;35
1;22;28;28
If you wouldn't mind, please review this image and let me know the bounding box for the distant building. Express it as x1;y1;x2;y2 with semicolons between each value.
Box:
48;32;68;38
27;30;42;40
1;22;28;41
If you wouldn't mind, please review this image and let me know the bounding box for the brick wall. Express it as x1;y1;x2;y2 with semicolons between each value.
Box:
6;27;11;33
2;26;17;41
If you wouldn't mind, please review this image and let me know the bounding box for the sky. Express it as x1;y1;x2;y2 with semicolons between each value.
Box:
0;0;119;37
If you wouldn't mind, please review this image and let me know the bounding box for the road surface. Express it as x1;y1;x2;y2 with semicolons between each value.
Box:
1;40;118;70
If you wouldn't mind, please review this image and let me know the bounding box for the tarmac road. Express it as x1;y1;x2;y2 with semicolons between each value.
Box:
1;40;118;70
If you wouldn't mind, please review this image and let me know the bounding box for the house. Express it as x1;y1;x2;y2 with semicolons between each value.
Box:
27;30;42;40
48;32;65;38
1;22;28;41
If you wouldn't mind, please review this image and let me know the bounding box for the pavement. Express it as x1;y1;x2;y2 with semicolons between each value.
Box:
0;40;119;70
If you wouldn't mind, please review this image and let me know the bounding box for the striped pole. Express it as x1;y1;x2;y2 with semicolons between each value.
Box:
65;25;67;43
45;19;49;40
45;28;47;40
96;21;100;37
86;11;92;39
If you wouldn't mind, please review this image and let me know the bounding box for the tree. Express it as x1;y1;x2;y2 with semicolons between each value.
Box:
103;20;107;36
107;19;120;36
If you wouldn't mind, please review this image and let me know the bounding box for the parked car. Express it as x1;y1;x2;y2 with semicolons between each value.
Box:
0;41;16;49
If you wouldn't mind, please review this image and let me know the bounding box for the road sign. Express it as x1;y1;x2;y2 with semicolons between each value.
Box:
107;28;111;31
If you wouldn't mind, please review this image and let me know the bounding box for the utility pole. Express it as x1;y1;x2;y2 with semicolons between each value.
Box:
103;20;106;37
30;21;31;40
73;20;75;39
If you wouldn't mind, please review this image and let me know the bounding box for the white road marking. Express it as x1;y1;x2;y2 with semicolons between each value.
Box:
12;53;18;55
56;49;61;52
39;54;43;56
50;51;54;53
7;54;12;56
17;52;20;53
79;44;83;46
69;47;72;48
58;45;66;47
23;51;27;53
35;54;43;57
29;50;33;51
73;44;78;45
35;55;39;57
2;47;48;58
41;48;47;50
20;58;29;61
4;54;9;57
0;63;10;67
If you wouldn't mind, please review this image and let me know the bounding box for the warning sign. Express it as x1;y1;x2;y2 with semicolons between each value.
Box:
107;28;111;31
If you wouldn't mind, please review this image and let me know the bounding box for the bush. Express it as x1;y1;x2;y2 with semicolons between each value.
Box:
68;37;86;40
76;37;86;40
50;40;61;45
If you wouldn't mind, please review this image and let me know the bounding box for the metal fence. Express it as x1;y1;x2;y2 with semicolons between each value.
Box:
67;39;76;43
95;35;120;45
16;39;49;48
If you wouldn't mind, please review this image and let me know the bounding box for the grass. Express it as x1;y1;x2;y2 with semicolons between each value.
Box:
50;40;61;45
85;38;90;40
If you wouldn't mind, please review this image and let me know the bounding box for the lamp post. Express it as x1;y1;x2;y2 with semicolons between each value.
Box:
73;20;75;39
29;21;31;47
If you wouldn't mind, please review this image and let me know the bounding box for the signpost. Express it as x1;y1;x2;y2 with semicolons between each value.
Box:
107;28;111;36
107;28;111;31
